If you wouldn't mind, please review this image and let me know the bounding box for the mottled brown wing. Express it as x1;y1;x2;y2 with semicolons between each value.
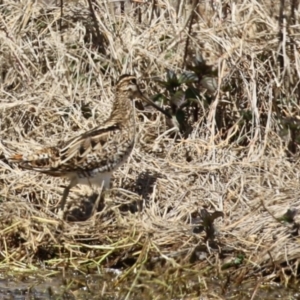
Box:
10;122;134;176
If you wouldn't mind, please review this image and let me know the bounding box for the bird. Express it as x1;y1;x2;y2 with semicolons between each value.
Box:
9;74;170;219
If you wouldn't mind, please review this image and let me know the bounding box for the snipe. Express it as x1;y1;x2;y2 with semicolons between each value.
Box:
9;74;169;219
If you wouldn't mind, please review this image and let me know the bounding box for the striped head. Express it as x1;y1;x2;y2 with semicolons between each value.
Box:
115;74;171;118
116;74;141;98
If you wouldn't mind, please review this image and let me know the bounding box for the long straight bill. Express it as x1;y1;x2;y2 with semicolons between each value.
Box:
140;94;172;119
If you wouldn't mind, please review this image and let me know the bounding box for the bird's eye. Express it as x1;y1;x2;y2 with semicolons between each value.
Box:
130;78;137;85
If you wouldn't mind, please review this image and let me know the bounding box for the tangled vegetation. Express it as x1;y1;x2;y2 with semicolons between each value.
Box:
0;0;300;298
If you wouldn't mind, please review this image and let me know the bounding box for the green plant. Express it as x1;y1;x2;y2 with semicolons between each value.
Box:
153;55;218;135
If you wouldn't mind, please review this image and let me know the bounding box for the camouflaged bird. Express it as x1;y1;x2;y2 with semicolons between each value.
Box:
9;74;170;219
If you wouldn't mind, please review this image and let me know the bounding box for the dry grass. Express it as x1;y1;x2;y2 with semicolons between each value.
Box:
1;0;300;297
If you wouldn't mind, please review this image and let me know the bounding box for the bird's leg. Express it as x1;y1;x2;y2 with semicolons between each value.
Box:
91;180;106;216
57;183;72;219
89;174;112;216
